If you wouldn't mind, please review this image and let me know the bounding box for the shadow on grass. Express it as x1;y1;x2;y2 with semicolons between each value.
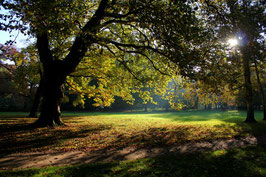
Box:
150;110;263;122
0;121;112;156
214;120;266;137
0;110;265;158
0;114;266;155
149;110;266;137
1;145;265;177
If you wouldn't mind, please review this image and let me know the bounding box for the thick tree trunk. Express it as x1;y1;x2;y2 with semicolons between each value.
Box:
264;109;266;121
29;79;43;118
33;69;66;127
241;46;256;123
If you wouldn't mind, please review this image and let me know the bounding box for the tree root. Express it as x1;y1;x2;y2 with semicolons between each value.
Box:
31;119;67;128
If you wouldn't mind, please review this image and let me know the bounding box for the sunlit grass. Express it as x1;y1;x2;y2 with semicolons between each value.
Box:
62;110;263;125
0;110;265;154
1;145;266;177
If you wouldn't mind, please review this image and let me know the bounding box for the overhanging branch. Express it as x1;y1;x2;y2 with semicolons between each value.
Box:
63;0;109;74
109;40;167;57
125;50;170;76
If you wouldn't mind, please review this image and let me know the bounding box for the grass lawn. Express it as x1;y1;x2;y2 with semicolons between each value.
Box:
0;110;265;154
0;110;265;176
0;145;266;177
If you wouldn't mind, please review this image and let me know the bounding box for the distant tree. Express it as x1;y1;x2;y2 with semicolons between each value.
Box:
0;45;40;111
182;81;237;110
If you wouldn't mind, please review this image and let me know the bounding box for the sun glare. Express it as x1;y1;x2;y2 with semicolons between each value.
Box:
228;38;238;47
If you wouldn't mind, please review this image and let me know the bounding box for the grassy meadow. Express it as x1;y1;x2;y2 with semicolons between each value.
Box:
0;110;266;176
0;110;265;154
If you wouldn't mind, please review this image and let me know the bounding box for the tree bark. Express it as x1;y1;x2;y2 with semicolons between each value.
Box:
241;46;256;123
33;71;66;127
29;78;43;118
263;106;266;121
254;60;266;120
144;104;148;112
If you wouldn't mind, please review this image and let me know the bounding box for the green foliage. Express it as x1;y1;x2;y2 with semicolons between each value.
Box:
65;48;172;108
0;0;208;111
1;0;264;113
0;45;40;97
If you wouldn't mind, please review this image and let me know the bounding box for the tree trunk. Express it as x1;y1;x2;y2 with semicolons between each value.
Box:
194;96;198;109
241;46;256;123
29;79;43;118
33;70;66;127
144;104;148;112
254;60;266;120
23;98;28;111
264;108;266;121
33;0;109;127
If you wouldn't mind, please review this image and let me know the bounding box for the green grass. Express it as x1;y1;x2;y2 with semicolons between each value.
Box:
0;110;265;176
0;110;265;154
1;145;266;177
62;110;263;123
0;112;29;118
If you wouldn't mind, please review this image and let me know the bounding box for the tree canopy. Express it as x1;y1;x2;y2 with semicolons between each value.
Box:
0;0;265;126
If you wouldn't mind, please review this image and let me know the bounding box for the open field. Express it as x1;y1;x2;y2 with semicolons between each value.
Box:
0;110;266;176
0;110;265;154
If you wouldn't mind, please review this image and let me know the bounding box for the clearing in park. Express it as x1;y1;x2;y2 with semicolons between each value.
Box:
0;111;266;176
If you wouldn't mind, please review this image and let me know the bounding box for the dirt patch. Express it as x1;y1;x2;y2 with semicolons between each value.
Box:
0;135;266;170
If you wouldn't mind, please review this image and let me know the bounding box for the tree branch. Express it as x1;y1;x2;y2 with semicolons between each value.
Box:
103;11;132;18
101;19;138;27
116;58;144;83
204;0;230;24
68;74;104;79
125;50;170;76
36;32;53;68
63;0;109;74
109;40;167;57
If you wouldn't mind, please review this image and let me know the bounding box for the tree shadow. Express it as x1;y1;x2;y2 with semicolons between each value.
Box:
1;114;266;173
1;145;266;177
0;110;265;172
213;120;266;144
1;113;265;157
104;145;266;177
149;111;266;138
149;110;263;123
0;120;112;156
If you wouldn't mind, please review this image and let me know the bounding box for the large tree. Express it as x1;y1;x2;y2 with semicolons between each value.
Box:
1;0;204;126
201;0;265;122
